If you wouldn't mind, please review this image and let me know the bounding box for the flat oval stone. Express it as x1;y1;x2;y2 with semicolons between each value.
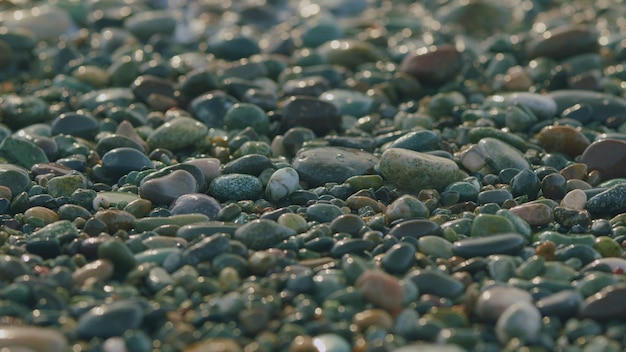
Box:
527;25;599;60
579;283;626;321
96;134;146;157
208;174;263;202
101;147;153;180
0;136;48;169
580;139;626;181
474;286;533;321
453;233;525;258
489;92;558;120
234;219;296;250
470;214;516;237
385;194;430;222
183;233;230;265
311;334;351;352
0;326;68;352
317;39;383;68
495;301;542;345
50;112;99;140
381;242;416;274
292;147;378;187
223;154;274;177
147;116;208;151
418;235;453;258
77;300;144;339
405;269;464;298
319;89;375;117
169;193;221;218
223;103;270;134
387;130;441;152
139;170;198;206
399;45;463;85
80;88;134;111
536;290;583;319
389;219;443;239
280;96;341;135
380;148;467;192
93;209;135;233
0;164;31;195
306;203;345;223
0;95;49;130
72;259;114;286
536;125;591;158
189;93;238;128
549;90;626;123
476;138;530;172
509;203;554;226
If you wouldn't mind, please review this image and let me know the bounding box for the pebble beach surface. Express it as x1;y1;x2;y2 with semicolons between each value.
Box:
0;0;625;351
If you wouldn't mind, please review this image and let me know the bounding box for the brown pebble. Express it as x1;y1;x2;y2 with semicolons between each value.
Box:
535;241;556;261
345;195;384;213
560;163;588;180
535;125;590;158
509;203;554;226
581;139;626;182
93;209;136;233
399;45;464;85
72;259;114;286
0;185;11;200
24;206;59;225
352;308;394;332
184;338;241;352
356;270;404;313
289;336;317;352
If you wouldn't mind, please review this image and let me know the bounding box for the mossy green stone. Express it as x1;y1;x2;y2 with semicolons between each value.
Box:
234;219;296;250
445;181;479;202
470;214;516;237
47;174;87;197
0;137;48;169
134;248;181;266
30;220;78;240
380;148;467;192
133;214;209;232
594;236;623;257
418;235;453;259
147;116;208;151
345;175;383;190
536;231;595;247
468;126;527;152
98;239;136;274
0;164;30;195
223;103;270;135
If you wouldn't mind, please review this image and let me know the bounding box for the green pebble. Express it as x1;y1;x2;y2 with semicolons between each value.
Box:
0;136;48;169
47;174;87;197
345;174;383;190
418;235;453;259
133;214;209;232
223;103;270;134
470;213;516;237
593;236;623;257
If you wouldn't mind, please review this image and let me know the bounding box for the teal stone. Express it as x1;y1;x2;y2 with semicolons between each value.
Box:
387;130;441;152
79;88;134;110
0;255;29;281
504;105;538;133
176;221;241;241
319;89;375;117
234;219;296;250
0;164;31;195
445;182;478;202
495;209;532;239
208;174;263;202
301;19;343;48
515;255;546;280
312;334;351;352
134;248;181;266
189;93;238;128
536;231;595;247
586;184;626;215
467;127;528;152
381;242;416;274
207;34;261;61
101;148;153;180
495;301;542;344
30;220;78;241
549;89;626;122
477;138;530;172
579;283;626;320
0;137;48;169
470;214;517;237
223;103;270;135
46;174;87;198
306;203;345;223
485;92;558;120
406;269;464;298
453;233;525;258
124;10;177;42
418;235;453;259
536;290;583;318
98;239;137;274
0;95;50;129
543;261;577;281
77;300;144;339
441;218;473;236
575;272;616;298
487;255;517;281
147;116;208;151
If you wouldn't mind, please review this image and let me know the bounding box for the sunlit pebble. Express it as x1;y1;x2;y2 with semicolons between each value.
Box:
93;194;110;210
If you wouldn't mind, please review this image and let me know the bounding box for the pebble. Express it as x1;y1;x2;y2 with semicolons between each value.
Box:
234;219;295;250
385;195;430;223
169;193;221;218
379;148;467;191
560;189;588;210
474;286;533;321
265;167;299;202
280;96;341;135
0;326;68;352
147;116;208;151
579;283;626;321
139;170;198;205
453;233;525;258
101;147;153;180
399;45;464;85
292;147;378;187
208;174;264;202
580;139;626;181
535;125;591;158
586;184;626;215
509;203;554;226
495;301;542;344
356;270;404;313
